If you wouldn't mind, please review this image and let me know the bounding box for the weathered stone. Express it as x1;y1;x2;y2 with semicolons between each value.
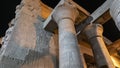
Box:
90;0;112;23
43;0;89;33
0;56;23;68
21;55;54;68
110;0;120;31
0;0;54;68
84;24;115;68
52;2;84;68
1;0;118;68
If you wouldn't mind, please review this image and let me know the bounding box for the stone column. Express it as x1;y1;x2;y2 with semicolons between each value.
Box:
53;2;84;68
110;0;120;31
84;24;115;68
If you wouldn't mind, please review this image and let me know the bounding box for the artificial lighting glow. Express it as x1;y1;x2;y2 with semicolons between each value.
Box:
111;56;120;67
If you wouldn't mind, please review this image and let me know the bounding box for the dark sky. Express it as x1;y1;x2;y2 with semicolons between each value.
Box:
0;0;21;37
0;0;105;38
41;0;106;13
0;0;120;42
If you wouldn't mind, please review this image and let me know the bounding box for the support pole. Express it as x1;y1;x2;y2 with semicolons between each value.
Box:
84;24;115;68
53;2;84;68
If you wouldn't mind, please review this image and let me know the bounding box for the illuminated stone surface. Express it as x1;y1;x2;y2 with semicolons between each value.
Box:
52;2;84;68
110;0;120;31
84;24;115;68
0;0;119;68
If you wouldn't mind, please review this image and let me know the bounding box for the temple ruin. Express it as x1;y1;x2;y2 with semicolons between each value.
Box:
0;0;120;68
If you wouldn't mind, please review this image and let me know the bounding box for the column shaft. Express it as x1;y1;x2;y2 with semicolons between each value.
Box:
84;24;115;68
53;2;84;68
58;19;83;68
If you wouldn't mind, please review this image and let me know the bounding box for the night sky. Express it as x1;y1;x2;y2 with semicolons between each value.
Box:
0;0;21;37
0;0;120;42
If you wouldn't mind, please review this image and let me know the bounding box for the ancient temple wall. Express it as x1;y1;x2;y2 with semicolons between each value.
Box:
0;0;57;68
0;0;96;68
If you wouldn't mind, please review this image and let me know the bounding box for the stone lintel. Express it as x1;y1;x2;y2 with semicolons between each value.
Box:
76;0;113;34
43;0;113;34
90;0;113;23
43;0;89;32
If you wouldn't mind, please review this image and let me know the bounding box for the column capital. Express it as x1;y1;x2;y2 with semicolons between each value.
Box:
84;24;103;39
84;24;115;68
52;2;79;24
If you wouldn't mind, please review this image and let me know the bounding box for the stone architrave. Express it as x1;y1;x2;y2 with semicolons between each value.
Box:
110;0;120;31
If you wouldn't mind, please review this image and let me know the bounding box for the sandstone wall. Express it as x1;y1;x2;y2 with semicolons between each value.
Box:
0;0;94;68
0;0;58;68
